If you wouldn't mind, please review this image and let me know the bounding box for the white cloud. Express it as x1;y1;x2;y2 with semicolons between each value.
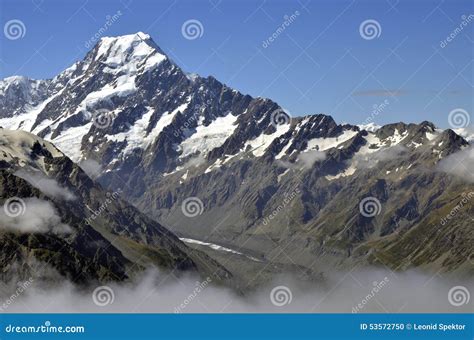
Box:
437;146;474;183
0;198;72;234
297;150;326;168
353;144;407;169
277;150;326;170
15;170;76;201
0;269;471;313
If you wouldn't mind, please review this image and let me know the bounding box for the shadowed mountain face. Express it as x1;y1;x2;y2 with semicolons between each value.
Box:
0;129;231;287
0;32;472;287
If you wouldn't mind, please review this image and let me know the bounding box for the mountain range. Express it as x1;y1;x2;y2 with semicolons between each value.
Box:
0;32;472;290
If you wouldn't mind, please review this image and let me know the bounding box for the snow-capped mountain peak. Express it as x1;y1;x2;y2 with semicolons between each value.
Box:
0;32;470;182
95;32;166;74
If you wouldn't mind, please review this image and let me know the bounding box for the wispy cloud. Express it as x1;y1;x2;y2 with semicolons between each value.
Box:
437;146;474;183
15;170;76;201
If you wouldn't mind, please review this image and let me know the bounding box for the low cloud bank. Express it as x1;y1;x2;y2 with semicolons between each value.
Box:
1;268;471;313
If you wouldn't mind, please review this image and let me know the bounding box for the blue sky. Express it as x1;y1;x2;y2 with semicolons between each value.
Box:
0;0;472;127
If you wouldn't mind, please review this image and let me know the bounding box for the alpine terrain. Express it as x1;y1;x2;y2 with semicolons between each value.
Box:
0;32;472;289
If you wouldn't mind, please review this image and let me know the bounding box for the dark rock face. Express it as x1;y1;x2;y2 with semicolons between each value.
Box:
0;32;472;281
